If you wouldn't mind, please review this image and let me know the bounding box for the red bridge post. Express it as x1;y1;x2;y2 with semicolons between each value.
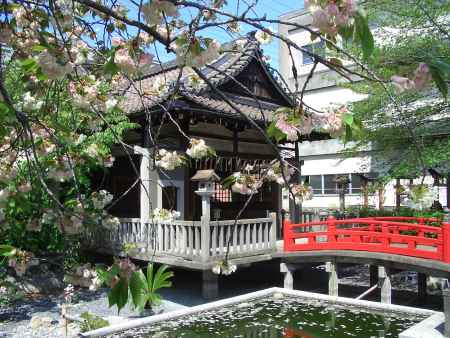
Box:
443;222;450;263
284;219;292;251
327;216;336;243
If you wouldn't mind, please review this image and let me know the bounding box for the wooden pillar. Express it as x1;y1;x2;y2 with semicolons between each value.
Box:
379;266;391;304
134;146;151;224
418;273;427;303
202;270;218;300
326;261;338;297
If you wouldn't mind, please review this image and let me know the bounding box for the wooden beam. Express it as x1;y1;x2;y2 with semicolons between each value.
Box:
233;129;238;155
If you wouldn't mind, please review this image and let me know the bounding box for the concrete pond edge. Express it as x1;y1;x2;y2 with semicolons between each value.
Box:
80;287;442;337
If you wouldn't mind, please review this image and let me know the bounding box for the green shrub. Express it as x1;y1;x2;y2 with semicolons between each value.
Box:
79;312;110;332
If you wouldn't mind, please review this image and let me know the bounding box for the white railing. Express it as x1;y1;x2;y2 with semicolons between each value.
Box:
85;213;277;263
205;216;277;260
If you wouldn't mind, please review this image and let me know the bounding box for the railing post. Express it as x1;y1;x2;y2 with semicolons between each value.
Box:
283;219;292;251
443;222;450;263
443;287;450;337
270;212;277;251
201;216;210;263
327;216;336;243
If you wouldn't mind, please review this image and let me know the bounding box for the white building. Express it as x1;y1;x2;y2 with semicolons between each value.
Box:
278;9;448;211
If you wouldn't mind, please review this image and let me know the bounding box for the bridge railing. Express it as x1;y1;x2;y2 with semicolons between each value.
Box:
85;213;277;263
284;216;450;263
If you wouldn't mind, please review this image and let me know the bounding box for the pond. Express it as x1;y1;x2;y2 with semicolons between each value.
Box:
107;295;427;338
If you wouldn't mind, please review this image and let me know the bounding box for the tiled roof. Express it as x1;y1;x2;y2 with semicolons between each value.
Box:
118;36;289;121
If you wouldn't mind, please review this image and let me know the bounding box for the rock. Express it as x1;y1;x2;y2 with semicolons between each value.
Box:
5;259;64;295
30;316;53;329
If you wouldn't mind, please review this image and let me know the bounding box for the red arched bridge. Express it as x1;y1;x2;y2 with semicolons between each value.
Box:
284;216;450;264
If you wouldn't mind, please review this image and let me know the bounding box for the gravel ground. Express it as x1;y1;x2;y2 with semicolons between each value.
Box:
0;288;187;338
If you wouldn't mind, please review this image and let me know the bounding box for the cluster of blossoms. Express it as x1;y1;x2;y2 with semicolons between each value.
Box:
212;260;237;275
274;105;348;141
255;28;274;45
91;190;113;210
19;92;44;113
230;171;262;195
173;35;221;68
151;76;170;96
314;105;348;137
113;38;154;74
151;208;181;222
155;149;185;170
290;183;314;205
186;139;215;159
8;249;36;277
391;63;432;93
265;162;295;185
275;113;313;141
306;0;357;37
69;263;103;291
142;0;179;26
186;73;205;89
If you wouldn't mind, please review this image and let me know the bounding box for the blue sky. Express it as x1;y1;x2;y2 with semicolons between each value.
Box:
127;0;305;69
208;0;305;67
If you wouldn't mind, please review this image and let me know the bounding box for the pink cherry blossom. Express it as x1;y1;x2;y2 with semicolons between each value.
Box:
112;37;125;47
276;117;298;141
139;53;153;67
298;115;313;135
326;3;339;17
413;63;432;90
114;48;135;73
391;75;415;92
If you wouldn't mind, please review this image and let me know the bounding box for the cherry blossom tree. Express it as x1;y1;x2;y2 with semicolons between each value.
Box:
0;0;448;277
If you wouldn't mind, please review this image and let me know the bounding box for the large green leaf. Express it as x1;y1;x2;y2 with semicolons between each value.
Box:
354;11;374;60
108;277;129;314
267;121;286;142
130;270;148;312
152;265;173;291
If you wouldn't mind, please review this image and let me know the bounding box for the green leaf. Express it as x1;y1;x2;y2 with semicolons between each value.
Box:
0;244;16;257
130;270;148;312
429;65;448;99
108;277;129;314
152;265;173;291
104;57;119;76
31;45;47;52
429;60;450;74
342;113;354;126
354;11;374;60
267;121;286;143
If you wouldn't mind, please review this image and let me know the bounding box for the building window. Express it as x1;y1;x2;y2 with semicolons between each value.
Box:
302;41;325;65
350;174;363;194
309;175;323;194
323;174;338;195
